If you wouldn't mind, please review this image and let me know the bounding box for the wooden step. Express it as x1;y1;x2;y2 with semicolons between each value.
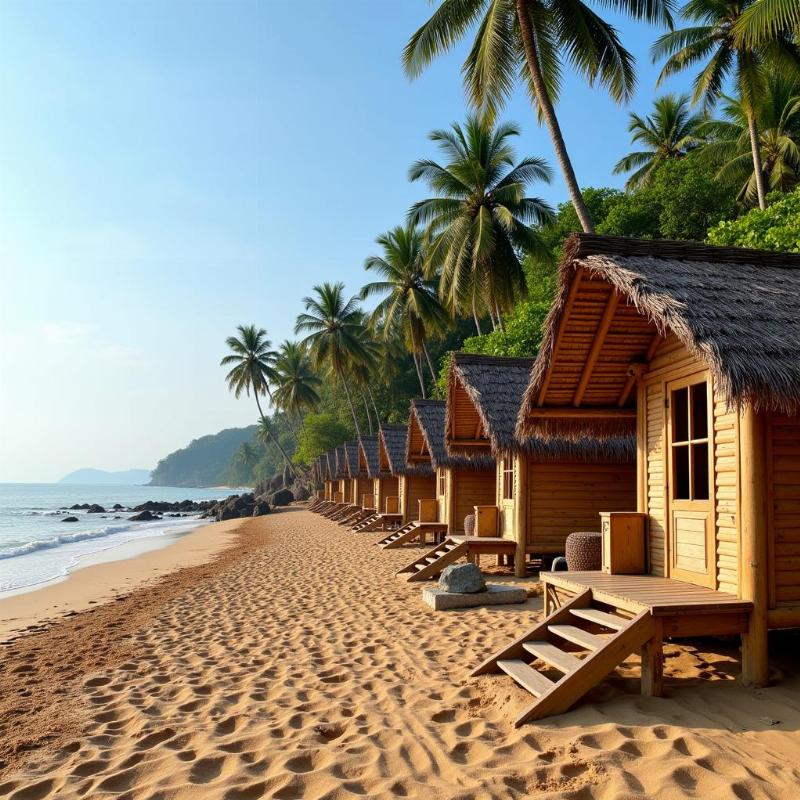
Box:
522;642;582;673
570;608;628;631
497;660;554;698
548;625;608;651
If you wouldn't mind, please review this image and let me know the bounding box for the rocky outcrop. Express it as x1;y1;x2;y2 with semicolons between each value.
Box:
269;488;294;507
130;510;161;521
61;516;79;523
87;504;106;514
252;499;271;517
201;492;273;521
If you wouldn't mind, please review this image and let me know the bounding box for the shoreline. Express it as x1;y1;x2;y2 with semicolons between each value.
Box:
0;517;242;641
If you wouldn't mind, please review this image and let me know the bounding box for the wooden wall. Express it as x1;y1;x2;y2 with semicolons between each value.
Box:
526;459;636;551
450;467;495;533
401;474;436;521
374;476;398;513
642;334;741;593
768;413;800;606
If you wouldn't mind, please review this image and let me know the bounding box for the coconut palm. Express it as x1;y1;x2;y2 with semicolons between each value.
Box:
361;224;449;396
403;0;675;233
653;0;800;210
408;115;554;330
295;283;369;438
273;341;322;427
734;0;800;46
699;75;800;202
613;94;705;189
220;325;294;474
233;441;259;484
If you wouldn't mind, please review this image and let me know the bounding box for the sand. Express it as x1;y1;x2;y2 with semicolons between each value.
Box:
1;507;799;799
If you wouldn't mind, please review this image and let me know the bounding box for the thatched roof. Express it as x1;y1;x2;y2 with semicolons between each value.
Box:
334;446;348;479
409;398;495;472
359;436;385;478
379;424;408;476
520;234;800;439
449;352;634;461
344;441;363;478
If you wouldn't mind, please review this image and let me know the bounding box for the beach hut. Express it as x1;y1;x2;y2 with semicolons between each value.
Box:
391;400;510;580
447;352;636;577
475;234;799;724
347;436;394;532
339;441;373;526
364;424;407;531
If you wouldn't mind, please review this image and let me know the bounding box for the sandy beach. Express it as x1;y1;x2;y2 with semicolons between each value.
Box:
1;507;799;799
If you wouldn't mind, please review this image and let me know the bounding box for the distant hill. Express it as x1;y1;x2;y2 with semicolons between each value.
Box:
59;468;152;485
149;426;259;487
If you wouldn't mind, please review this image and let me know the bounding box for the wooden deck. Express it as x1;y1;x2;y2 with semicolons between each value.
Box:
542;571;751;636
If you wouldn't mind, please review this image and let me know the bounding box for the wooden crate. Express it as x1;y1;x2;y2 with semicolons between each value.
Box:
601;512;647;574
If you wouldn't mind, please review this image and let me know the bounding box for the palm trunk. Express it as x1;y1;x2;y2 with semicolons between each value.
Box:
494;299;506;332
265;385;300;446
359;387;373;435
366;385;381;425
747;111;768;210
412;352;426;398
410;328;427;397
421;338;437;383
253;391;295;476
339;370;362;438
515;0;594;233
472;295;483;335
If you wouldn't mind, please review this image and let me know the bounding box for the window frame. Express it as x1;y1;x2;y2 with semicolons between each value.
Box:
501;456;514;501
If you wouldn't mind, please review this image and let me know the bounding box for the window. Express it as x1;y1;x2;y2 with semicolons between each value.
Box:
671;381;710;501
438;468;446;496
502;457;514;500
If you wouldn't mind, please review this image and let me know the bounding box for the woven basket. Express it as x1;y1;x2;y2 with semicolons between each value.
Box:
463;513;475;536
565;531;602;571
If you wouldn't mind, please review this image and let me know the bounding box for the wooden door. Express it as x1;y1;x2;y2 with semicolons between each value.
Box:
666;373;715;588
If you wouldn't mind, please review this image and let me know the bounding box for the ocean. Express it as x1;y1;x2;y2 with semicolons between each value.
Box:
0;483;235;596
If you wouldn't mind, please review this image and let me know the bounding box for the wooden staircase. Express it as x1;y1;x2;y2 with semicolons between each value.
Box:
471;589;655;726
396;537;469;581
351;512;380;532
377;521;421;548
339;508;370;526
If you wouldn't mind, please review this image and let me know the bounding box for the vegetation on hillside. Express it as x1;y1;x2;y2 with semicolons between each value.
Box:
211;1;800;488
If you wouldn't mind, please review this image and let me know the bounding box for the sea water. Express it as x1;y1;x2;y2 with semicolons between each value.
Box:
0;484;234;595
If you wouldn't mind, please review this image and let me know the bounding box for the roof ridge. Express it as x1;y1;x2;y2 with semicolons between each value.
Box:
453;352;535;368
569;232;800;269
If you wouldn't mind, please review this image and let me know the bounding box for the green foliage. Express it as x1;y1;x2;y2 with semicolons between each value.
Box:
150;426;259;487
707;187;800;251
540;188;625;253
599;158;737;242
293;413;352;465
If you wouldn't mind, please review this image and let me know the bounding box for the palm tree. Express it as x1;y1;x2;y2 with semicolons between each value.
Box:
295;283;369;438
734;0;800;46
408;115;554;330
699;75;800;203
361;224;449;396
653;0;800;210
613;94;705;189
233;441;259;484
403;0;675;233
220;325;294;474
273;341;322;428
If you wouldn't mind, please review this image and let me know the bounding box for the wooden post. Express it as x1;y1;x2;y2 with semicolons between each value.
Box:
514;453;528;578
740;405;769;687
446;467;456;530
640;618;664;697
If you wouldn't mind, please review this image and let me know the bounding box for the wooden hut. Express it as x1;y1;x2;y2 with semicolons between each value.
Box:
347;435;399;532
338;441;373;526
393;400;516;579
447;352;636;577
475;234;800;724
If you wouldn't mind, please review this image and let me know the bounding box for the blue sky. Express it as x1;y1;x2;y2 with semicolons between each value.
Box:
0;0;692;482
